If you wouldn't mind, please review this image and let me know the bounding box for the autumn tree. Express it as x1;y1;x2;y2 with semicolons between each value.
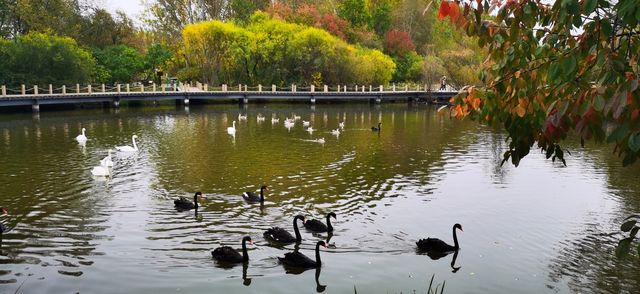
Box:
435;0;640;259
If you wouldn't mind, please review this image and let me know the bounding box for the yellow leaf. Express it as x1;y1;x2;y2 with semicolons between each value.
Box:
516;105;526;117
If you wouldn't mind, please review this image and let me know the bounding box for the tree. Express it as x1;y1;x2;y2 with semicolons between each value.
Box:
434;0;640;254
78;9;136;48
0;32;95;86
370;0;392;36
143;43;173;82
337;0;370;28
92;45;144;83
383;30;416;57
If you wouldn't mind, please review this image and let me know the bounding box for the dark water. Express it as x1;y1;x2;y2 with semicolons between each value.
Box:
0;103;638;293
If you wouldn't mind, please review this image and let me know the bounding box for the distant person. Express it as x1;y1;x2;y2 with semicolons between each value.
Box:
440;76;447;91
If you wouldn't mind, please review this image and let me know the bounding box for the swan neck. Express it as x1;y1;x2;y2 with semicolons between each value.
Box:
293;217;302;243
259;187;264;202
132;136;138;150
453;226;459;249
194;195;198;209
241;238;249;261
326;214;333;232
315;242;322;266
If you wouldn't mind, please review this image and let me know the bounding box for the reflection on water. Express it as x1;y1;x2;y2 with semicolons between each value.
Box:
0;103;638;293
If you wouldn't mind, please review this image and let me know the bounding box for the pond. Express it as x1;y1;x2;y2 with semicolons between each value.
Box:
0;103;638;293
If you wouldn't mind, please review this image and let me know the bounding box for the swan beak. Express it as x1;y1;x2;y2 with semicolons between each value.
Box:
248;240;253;245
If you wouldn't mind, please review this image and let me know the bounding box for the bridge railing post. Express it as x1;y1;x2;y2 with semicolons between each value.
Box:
238;84;242;91
204;84;208;91
1;85;5;96
117;84;121;93
244;84;247;91
258;84;262;92
369;85;372;92
21;84;25;95
140;84;144;93
34;85;38;95
174;83;177;91
272;84;276;92
344;85;347;92
355;85;358;92
392;83;396;92
102;84;106;93
379;85;383;92
62;85;66;94
88;84;92;94
153;83;157;92
362;85;365;93
405;84;408;91
76;84;80;94
126;84;130;92
49;84;53;95
310;85;315;92
324;85;328;92
337;85;341;92
161;84;165;93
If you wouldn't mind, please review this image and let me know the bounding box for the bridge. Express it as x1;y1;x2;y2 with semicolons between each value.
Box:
0;83;457;111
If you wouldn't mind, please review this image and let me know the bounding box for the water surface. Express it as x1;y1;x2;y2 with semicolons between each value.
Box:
0;103;638;293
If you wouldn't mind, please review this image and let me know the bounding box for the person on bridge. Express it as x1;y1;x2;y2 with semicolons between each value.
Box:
440;76;447;91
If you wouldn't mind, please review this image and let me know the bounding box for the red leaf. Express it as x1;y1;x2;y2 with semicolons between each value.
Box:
438;0;450;20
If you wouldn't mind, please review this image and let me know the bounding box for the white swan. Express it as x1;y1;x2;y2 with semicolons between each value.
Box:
257;114;265;121
75;128;87;143
338;122;345;129
91;165;110;177
331;128;341;136
307;127;315;133
116;135;138;152
293;114;301;121
314;138;325;144
271;116;280;124
227;121;237;135
238;114;247;121
100;149;114;167
302;121;310;127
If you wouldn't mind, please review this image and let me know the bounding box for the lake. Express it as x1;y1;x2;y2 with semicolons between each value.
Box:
0;103;638;293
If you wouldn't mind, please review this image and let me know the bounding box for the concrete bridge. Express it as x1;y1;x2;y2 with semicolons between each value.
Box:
0;83;457;111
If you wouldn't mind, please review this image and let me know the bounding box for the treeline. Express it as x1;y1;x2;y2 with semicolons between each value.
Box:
0;0;485;88
180;13;394;86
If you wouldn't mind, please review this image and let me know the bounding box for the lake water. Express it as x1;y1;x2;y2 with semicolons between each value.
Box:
0;103;638;294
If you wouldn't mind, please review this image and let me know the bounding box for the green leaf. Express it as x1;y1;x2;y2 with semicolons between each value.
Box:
621;220;637;232
548;61;561;81
616;238;632;258
601;20;612;37
584;0;597;14
606;123;630;143
559;100;570;116
546;100;559;116
628;133;640;152
593;95;605;111
564;56;577;75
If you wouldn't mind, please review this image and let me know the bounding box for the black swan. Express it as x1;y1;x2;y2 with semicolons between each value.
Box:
278;241;327;268
371;122;381;131
416;223;462;253
174;191;202;210
264;215;305;244
212;236;252;263
243;185;267;203
304;212;336;233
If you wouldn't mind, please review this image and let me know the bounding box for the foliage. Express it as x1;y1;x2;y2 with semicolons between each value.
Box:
181;13;395;86
384;30;416;57
422;54;448;87
616;214;640;258
0;32;95;86
143;43;173;82
393;52;424;82
78;9;136;48
435;0;639;167
338;0;371;28
92;45;144;83
370;0;392;36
